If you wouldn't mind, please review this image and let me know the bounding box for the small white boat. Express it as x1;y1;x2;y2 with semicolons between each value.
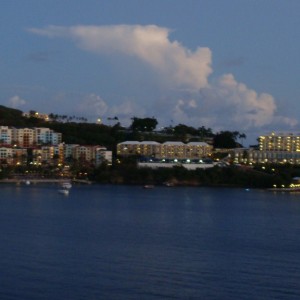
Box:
164;181;175;187
143;185;154;189
58;189;69;195
61;182;72;189
25;180;31;185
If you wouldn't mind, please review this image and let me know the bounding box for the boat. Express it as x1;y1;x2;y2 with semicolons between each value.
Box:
61;182;72;189
163;181;175;187
58;189;69;195
143;185;155;189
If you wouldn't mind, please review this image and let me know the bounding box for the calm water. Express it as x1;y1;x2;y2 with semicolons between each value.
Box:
1;184;300;299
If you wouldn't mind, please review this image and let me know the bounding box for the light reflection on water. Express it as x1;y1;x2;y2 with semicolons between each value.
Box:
0;184;300;299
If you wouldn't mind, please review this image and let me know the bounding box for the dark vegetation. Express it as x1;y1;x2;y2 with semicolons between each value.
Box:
87;155;299;188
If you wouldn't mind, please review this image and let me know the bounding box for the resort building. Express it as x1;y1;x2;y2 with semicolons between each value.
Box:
0;126;13;145
12;127;35;148
35;128;62;145
185;142;213;159
259;132;300;152
139;141;161;157
161;141;186;159
0;146;13;161
0;146;27;165
95;147;112;166
72;145;112;166
58;143;79;164
0;125;111;168
0;126;62;147
117;141;213;160
117;141;141;156
22;111;50;121
233;132;300;165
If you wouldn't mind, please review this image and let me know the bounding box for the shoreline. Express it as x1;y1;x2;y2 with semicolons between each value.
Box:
0;178;93;185
0;178;71;185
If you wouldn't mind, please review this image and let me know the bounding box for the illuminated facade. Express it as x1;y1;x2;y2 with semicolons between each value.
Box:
22;111;50;121
117;141;212;159
233;132;300;165
35;128;62;145
161;142;185;159
12;128;35;148
72;145;112;166
259;132;300;152
0;126;62;147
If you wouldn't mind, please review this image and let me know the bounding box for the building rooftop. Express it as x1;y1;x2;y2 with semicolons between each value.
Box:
119;141;140;145
140;141;160;145
163;141;185;145
187;142;210;146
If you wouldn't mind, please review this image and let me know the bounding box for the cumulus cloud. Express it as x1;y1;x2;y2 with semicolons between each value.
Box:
109;100;145;117
8;95;26;108
75;94;146;126
150;73;297;131
215;74;276;127
29;24;297;133
76;93;108;117
28;24;212;90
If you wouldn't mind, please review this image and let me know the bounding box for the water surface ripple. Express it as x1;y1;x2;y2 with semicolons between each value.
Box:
1;184;300;299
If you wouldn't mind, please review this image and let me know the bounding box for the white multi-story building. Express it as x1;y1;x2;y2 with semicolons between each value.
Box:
72;145;112;166
0;146;13;160
117;141;213;159
0;126;62;147
233;132;300;165
58;143;79;163
35;128;62;145
259;132;300;152
12;128;35;147
95;147;112;166
161;141;186;159
117;141;141;156
0;126;13;145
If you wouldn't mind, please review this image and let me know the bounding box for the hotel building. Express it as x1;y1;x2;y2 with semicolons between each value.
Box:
117;141;213;160
233;132;300;165
0;126;62;147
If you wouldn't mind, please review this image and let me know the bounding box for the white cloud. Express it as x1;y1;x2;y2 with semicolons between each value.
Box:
215;74;277;127
8;95;26;108
28;24;212;90
77;93;108;117
29;24;297;133
108;100;146;127
150;73;297;131
76;94;146;126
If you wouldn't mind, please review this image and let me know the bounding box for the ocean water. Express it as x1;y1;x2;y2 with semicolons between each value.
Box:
0;184;300;299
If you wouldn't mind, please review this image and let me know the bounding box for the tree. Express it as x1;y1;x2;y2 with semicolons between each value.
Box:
198;126;214;138
239;133;247;146
29;110;37;117
130;117;158;132
173;124;198;136
213;131;238;148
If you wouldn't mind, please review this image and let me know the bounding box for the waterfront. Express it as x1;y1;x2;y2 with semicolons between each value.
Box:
1;184;300;299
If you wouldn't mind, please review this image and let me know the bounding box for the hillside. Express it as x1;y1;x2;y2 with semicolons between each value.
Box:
0;105;24;126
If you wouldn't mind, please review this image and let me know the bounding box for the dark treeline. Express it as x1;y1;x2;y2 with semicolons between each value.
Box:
90;161;295;189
